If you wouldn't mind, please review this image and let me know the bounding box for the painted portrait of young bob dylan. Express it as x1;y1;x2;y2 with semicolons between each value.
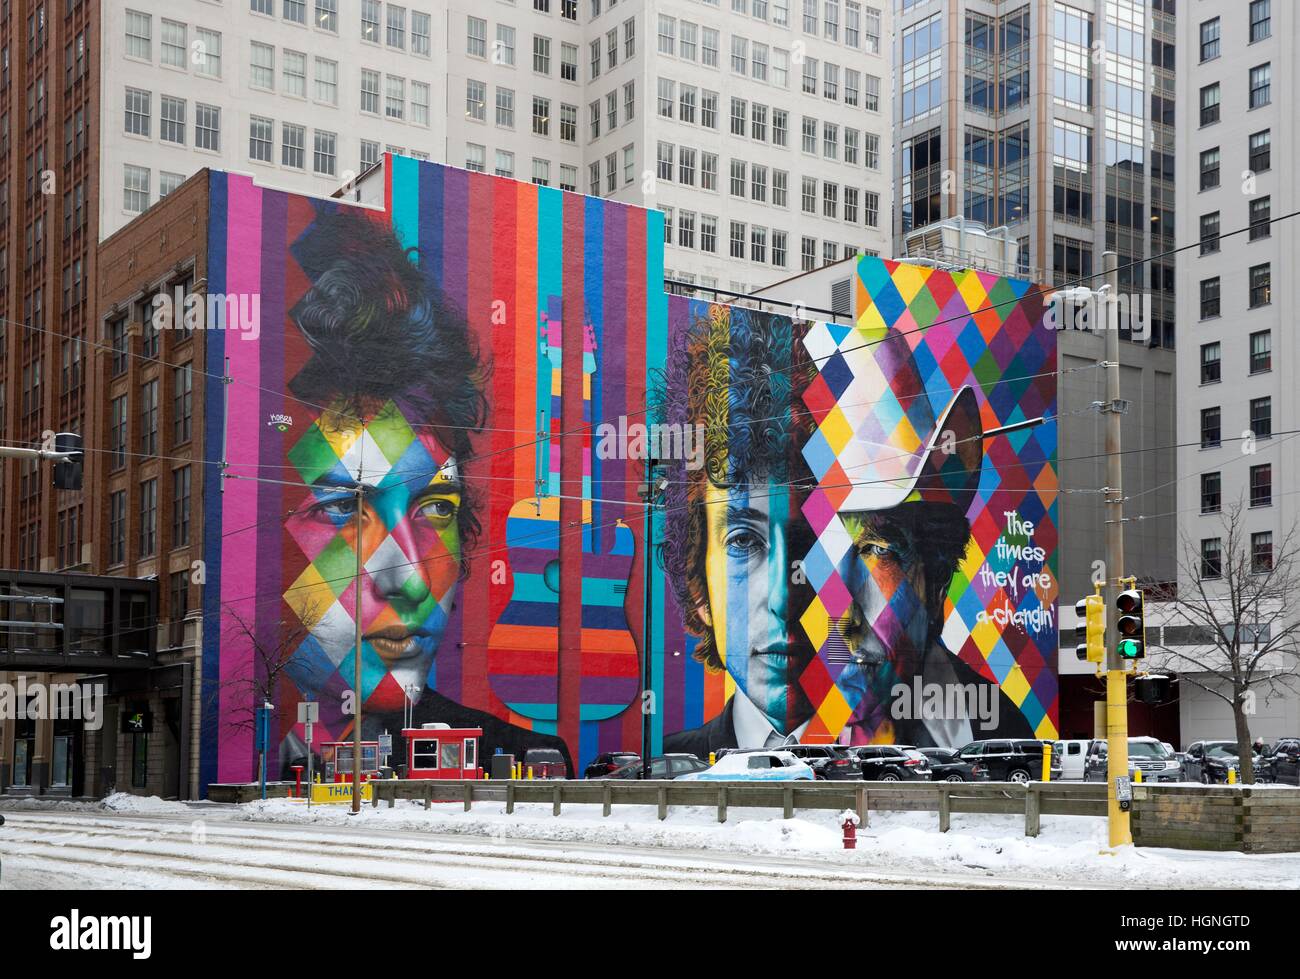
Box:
203;162;1056;786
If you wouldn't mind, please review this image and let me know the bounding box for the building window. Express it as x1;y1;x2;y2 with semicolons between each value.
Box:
1200;406;1220;448
1250;464;1272;508
249;116;273;162
1200;538;1222;579
1249;130;1271;173
1200;342;1221;385
533;96;550;136
495;150;514;178
1199;83;1220;126
316;0;338;32
125;87;150;136
123;164;149;212
534;35;551;75
1252;533;1273;574
110;395;128;469
250;41;274;90
1200;472;1221;514
1249;330;1271;374
316;58;338;104
195;103;220;151
126;10;152;60
173;362;192;445
465;144;485;172
1250;0;1271;41
1249;64;1271;108
466;80;486;122
496;88;515;128
467;16;486;57
307;131;337;177
1250;397;1271;439
283;50;306;97
138;478;158;557
411;11;430;54
1200;18;1220;62
1200;277;1220;319
387;4;406;48
1199;212;1220;255
1199;147;1220;190
160;96;185;145
195;29;221;77
1249;264;1270;308
109;491;127;564
173;466;192;546
383;74;403;119
1249;197;1271;241
161;20;186;68
282;123;305;168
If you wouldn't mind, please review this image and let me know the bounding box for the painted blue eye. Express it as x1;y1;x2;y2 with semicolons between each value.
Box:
725;530;764;556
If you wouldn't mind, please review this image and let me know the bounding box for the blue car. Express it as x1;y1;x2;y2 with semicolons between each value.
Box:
677;750;816;781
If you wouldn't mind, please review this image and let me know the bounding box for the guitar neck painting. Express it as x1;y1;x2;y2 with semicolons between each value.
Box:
200;157;1059;789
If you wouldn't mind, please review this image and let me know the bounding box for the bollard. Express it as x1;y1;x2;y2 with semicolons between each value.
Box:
1227;766;1237;785
1041;743;1052;782
709;752;716;766
841;810;860;850
292;765;304;799
527;766;534;780
1133;767;1143;784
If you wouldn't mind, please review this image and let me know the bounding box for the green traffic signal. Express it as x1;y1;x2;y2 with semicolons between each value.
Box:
1115;587;1145;659
1118;637;1144;659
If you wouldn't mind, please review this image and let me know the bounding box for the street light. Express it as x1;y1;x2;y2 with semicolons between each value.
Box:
637;461;668;781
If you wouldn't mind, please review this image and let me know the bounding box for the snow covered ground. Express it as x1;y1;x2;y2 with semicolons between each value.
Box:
2;792;1297;889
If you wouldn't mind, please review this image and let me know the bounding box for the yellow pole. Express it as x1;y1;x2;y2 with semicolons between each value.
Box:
1133;766;1143;784
709;752;716;766
1041;743;1052;781
527;766;534;780
1105;666;1132;846
1227;766;1237;785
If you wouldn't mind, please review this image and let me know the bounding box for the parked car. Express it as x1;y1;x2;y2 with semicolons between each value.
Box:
776;744;863;780
1263;738;1300;786
958;739;1051;783
918;747;975;782
677;750;815;781
522;748;568;779
1051;739;1091;780
600;754;709;780
583;752;641;778
1082;737;1183;783
844;745;932;781
1182;740;1268;784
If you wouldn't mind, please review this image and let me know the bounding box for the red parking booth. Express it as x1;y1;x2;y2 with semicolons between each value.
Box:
320;741;381;783
403;723;482;779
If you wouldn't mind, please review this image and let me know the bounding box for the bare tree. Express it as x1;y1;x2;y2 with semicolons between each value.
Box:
209;603;326;738
1148;501;1300;784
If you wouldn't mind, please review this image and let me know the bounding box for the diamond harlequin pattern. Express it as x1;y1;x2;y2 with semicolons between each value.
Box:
800;258;1059;741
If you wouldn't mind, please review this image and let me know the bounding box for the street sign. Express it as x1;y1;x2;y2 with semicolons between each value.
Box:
378;733;393;756
297;701;319;724
310;782;373;804
1116;775;1132;812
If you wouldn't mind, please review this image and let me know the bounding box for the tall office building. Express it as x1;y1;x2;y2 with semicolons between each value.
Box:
445;0;895;294
890;0;1178;738
1173;0;1298;736
4;0;894;570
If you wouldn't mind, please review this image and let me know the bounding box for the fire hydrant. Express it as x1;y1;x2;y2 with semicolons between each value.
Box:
840;809;861;850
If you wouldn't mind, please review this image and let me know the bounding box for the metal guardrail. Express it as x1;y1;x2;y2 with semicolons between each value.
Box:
369;779;1110;838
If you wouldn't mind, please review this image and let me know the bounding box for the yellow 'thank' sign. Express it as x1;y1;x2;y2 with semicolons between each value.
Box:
310;781;374;804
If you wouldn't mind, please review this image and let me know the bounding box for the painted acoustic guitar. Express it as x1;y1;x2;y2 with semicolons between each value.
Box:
486;295;640;728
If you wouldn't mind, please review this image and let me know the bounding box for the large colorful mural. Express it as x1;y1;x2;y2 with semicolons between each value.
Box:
200;157;1057;789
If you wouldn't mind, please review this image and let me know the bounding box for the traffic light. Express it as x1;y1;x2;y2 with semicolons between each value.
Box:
1116;587;1146;659
51;432;83;491
1075;594;1105;663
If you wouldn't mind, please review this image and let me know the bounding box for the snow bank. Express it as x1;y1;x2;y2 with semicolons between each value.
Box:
0;792;192;815
227;797;1300;888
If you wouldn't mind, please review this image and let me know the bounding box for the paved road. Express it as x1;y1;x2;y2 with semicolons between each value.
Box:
0;809;1067;890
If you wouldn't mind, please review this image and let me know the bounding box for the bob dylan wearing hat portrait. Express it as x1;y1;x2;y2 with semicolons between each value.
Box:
657;311;1033;756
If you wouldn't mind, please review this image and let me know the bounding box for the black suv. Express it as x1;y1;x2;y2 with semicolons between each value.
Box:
845;745;932;781
776;744;863;780
1183;740;1269;784
958;739;1050;783
583;752;641;778
1263;738;1300;786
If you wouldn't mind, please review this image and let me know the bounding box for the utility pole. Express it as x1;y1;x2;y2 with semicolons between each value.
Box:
639;459;661;781
1101;250;1132;848
351;481;365;814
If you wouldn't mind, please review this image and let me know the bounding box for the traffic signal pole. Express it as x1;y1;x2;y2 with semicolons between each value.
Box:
1101;251;1132;848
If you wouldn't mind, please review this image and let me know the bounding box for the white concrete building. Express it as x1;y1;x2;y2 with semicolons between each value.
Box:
102;0;448;237
100;0;894;287
1168;0;1299;743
